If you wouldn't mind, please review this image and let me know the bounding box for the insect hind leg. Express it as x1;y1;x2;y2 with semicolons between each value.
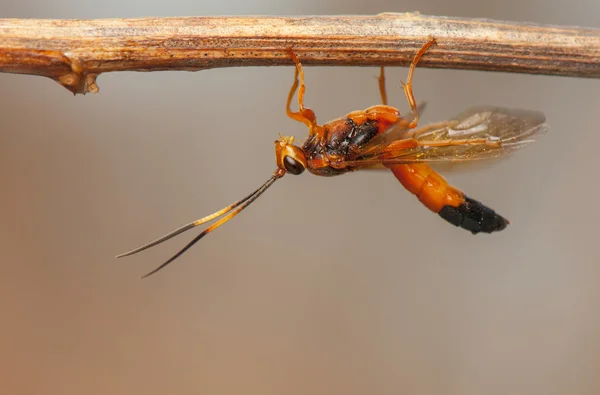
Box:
401;37;437;129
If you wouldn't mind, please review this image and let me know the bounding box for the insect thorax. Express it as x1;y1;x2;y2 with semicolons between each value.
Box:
302;117;381;176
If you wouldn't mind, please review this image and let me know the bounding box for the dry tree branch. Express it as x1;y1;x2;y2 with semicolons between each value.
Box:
0;13;598;94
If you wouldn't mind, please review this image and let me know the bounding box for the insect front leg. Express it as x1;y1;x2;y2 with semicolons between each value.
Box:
286;49;319;134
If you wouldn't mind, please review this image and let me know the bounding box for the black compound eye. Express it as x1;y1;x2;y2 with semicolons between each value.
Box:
283;155;305;175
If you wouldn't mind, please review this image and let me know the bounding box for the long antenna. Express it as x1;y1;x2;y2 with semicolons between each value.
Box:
117;170;285;278
117;191;258;258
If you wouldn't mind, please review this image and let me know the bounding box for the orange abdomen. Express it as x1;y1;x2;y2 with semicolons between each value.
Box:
390;164;464;213
389;163;509;234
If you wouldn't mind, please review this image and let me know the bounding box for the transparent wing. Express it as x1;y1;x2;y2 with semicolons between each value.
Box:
347;106;547;167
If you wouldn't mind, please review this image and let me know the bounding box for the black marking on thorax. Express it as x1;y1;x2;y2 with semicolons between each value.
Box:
324;118;379;158
302;118;381;177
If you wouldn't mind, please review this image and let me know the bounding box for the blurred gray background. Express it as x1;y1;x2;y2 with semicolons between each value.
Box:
1;0;599;394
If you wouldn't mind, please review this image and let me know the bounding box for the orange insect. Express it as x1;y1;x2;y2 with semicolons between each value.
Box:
118;37;547;277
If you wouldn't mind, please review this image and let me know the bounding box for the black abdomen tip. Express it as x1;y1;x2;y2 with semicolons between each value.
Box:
439;196;509;234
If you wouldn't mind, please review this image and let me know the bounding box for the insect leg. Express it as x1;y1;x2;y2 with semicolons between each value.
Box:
383;133;500;154
401;37;437;129
416;138;501;148
286;49;317;131
388;163;508;234
405;120;456;139
378;67;388;105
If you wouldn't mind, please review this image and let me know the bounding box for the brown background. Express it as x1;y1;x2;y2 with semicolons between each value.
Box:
1;0;600;394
